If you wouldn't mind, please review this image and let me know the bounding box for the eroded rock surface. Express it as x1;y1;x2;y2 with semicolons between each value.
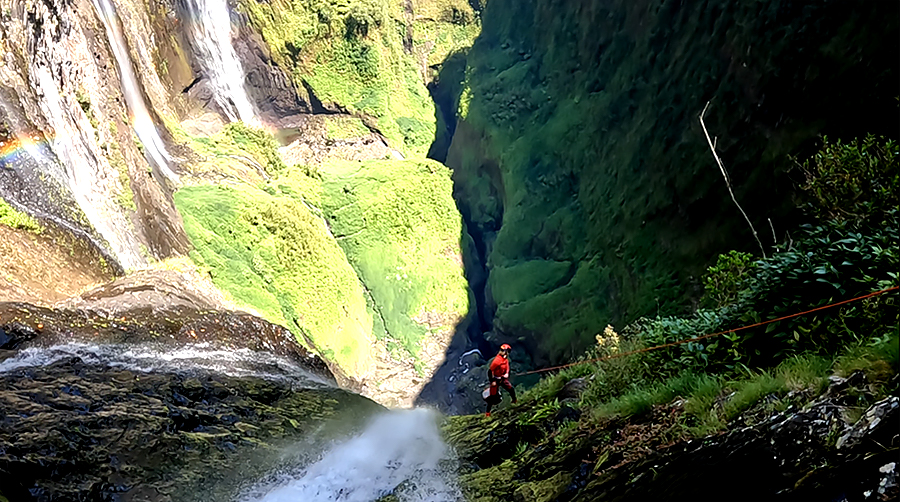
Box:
0;300;383;501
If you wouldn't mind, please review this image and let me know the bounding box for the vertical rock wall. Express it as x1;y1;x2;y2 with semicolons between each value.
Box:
446;0;900;365
0;0;189;270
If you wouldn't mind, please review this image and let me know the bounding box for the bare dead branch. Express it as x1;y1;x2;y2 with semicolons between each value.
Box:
768;217;777;246
699;101;767;258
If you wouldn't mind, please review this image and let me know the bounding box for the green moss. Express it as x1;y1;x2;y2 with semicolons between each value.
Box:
489;260;572;305
450;0;900;365
224;123;287;173
174;183;375;377
175;155;469;371
108;144;136;211
168;120;284;176
0;198;42;233
512;471;572;502
459;460;517;502
236;0;478;157
411;0;481;67
314;159;469;359
324;115;371;140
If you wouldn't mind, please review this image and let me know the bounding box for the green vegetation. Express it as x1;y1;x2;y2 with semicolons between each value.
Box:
174;183;375;378
169;121;285;177
555;137;898;421
462;137;898;490
175;157;468;372
324;115;371;140
235;0;473;157
796;135;898;227
224;123;287;173
448;0;899;365
317;159;469;358
0;198;42;233
411;0;482;68
107;143;136;211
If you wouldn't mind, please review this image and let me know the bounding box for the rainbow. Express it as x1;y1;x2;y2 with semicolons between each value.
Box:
0;132;52;165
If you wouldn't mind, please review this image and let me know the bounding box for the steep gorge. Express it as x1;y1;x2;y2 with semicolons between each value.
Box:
0;0;897;499
435;0;900;371
0;0;483;407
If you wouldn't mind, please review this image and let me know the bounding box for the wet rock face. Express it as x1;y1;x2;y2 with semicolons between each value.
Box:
0;356;380;501
0;302;333;380
0;301;384;501
233;23;316;126
0;0;189;269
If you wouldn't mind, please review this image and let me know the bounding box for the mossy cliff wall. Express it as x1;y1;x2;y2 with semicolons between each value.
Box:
444;0;899;365
174;159;470;388
236;0;481;156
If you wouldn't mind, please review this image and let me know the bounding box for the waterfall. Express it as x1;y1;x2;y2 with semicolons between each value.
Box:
244;409;462;502
91;0;179;182
18;67;146;269
181;0;258;125
0;342;330;386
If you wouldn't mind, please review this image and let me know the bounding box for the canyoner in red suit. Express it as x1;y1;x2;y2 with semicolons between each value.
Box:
484;343;517;417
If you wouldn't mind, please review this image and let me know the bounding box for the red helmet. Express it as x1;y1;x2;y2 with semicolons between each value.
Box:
500;343;512;351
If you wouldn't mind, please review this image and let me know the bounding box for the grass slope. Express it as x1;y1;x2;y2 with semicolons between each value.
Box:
317;159;469;359
174;183;375;378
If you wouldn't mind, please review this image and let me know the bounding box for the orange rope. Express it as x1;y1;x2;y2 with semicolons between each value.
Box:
516;286;899;376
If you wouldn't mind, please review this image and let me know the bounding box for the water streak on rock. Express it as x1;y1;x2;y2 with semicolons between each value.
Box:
0;342;330;387
91;0;179;182
181;0;259;125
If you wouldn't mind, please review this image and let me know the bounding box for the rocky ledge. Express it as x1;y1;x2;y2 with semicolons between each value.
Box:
445;375;899;502
0;301;382;501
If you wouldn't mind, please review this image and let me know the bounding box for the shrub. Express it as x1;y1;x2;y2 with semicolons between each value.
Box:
579;335;652;408
796;135;899;228
344;3;384;39
702;250;756;308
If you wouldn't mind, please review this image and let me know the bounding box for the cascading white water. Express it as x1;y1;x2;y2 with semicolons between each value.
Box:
181;0;258;125
0;342;329;386
91;0;179;181
244;409;462;502
1;343;462;501
27;67;146;269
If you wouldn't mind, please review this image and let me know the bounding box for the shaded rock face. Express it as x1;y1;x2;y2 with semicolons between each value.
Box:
169;0;317;126
578;397;900;502
443;0;900;366
0;301;383;501
0;302;332;378
232;22;317;126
